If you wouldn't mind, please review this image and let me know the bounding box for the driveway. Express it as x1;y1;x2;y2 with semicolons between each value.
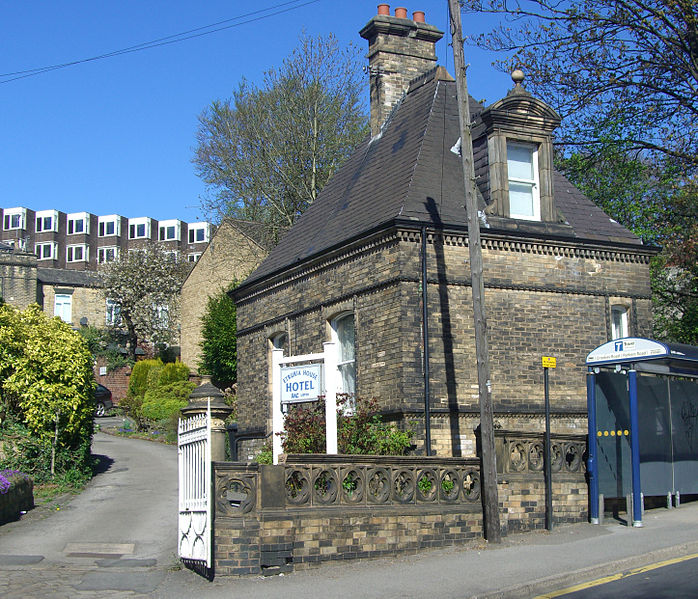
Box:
0;428;178;598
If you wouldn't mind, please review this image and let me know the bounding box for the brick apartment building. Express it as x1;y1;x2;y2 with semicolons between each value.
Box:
0;207;212;270
232;7;656;457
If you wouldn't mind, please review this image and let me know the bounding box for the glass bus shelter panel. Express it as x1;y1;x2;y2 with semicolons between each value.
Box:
671;378;698;494
637;375;673;496
596;372;632;499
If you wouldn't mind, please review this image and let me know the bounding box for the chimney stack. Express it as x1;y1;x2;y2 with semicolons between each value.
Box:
360;5;444;136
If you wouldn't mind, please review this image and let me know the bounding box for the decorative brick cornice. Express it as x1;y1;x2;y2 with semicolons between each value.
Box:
236;229;401;306
236;223;653;315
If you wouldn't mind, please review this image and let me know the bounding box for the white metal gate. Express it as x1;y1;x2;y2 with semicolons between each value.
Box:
178;404;211;568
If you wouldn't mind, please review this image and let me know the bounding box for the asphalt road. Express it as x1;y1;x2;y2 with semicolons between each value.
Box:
548;555;698;599
0;428;178;597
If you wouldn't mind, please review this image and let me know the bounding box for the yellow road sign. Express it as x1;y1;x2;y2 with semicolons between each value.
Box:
542;356;556;368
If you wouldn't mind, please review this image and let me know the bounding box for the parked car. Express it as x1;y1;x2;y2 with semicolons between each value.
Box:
94;384;113;417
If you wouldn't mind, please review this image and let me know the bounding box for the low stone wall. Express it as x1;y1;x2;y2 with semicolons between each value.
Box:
496;430;588;532
0;473;34;525
213;455;483;576
211;432;588;577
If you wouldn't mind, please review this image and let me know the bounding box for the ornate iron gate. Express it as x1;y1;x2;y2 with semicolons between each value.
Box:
178;405;211;568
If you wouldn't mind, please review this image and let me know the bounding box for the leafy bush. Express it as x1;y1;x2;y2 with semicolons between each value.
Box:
118;394;145;430
156;362;189;386
0;421;91;484
127;359;163;400
280;396;413;456
141;381;195;421
0;304;94;480
199;287;237;388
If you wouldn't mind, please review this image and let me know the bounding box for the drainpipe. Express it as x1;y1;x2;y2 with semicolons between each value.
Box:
422;226;432;455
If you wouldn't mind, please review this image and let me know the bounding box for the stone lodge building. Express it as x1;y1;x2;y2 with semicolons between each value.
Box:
232;7;656;457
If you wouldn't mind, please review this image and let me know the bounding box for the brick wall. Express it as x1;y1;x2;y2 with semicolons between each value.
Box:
236;227;653;456
0;252;38;308
94;358;131;403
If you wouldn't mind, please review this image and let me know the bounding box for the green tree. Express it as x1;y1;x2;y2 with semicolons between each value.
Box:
193;33;369;241
0;304;95;478
199;287;237;389
99;242;191;359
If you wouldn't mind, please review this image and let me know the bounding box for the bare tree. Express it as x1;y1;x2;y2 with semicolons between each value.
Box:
193;33;369;240
462;0;698;169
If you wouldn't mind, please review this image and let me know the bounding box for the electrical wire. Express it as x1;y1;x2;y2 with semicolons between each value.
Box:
1;0;322;84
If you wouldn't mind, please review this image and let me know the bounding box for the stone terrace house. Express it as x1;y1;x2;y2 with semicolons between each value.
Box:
232;7;656;457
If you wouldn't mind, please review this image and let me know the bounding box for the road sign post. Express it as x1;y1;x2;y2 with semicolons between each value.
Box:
542;356;556;530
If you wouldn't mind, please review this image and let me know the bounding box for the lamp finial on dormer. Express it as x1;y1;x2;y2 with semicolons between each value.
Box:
511;68;525;87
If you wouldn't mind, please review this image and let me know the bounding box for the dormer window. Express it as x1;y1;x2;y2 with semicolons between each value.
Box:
478;70;561;224
507;142;540;221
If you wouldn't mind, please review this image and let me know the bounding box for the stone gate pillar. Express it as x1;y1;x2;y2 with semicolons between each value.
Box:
181;377;234;461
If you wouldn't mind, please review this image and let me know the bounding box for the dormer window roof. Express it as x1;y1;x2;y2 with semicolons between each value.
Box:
476;70;561;223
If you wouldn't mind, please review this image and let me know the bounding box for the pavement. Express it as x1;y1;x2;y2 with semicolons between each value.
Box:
151;499;698;599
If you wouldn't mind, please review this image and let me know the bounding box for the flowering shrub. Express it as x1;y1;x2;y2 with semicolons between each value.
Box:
0;469;29;495
280;396;413;455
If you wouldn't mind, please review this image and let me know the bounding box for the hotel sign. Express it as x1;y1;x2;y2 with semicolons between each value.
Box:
280;363;323;404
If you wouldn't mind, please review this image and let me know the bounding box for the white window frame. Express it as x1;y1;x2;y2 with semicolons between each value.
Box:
35;210;58;233
159;220;181;242
507;141;541;221
153;303;170;329
188;223;210;244
66;244;88;263
187;252;202;263
35;242;57;260
3;208;26;231
67;212;90;235
98;215;121;237
611;305;629;340
128;217;151;240
330;312;356;397
105;299;121;326
98;246;119;264
54;293;72;323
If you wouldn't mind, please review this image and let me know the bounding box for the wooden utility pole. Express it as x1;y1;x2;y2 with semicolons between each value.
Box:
447;0;501;543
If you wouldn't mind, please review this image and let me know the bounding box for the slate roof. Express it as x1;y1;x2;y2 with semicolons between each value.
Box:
38;267;101;287
241;67;644;288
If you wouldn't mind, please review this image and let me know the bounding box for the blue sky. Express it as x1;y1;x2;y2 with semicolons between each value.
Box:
2;1;512;223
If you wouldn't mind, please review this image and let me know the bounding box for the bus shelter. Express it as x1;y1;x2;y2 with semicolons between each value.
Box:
586;338;698;527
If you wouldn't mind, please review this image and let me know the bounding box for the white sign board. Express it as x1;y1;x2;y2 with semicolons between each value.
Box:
586;338;667;365
280;363;322;404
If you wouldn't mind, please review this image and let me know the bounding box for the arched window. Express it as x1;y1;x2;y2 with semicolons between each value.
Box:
611;305;629;340
270;331;288;353
330;313;355;395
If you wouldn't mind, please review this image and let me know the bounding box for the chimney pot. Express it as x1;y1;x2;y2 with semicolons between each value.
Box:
377;3;390;15
395;7;408;18
413;10;425;22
